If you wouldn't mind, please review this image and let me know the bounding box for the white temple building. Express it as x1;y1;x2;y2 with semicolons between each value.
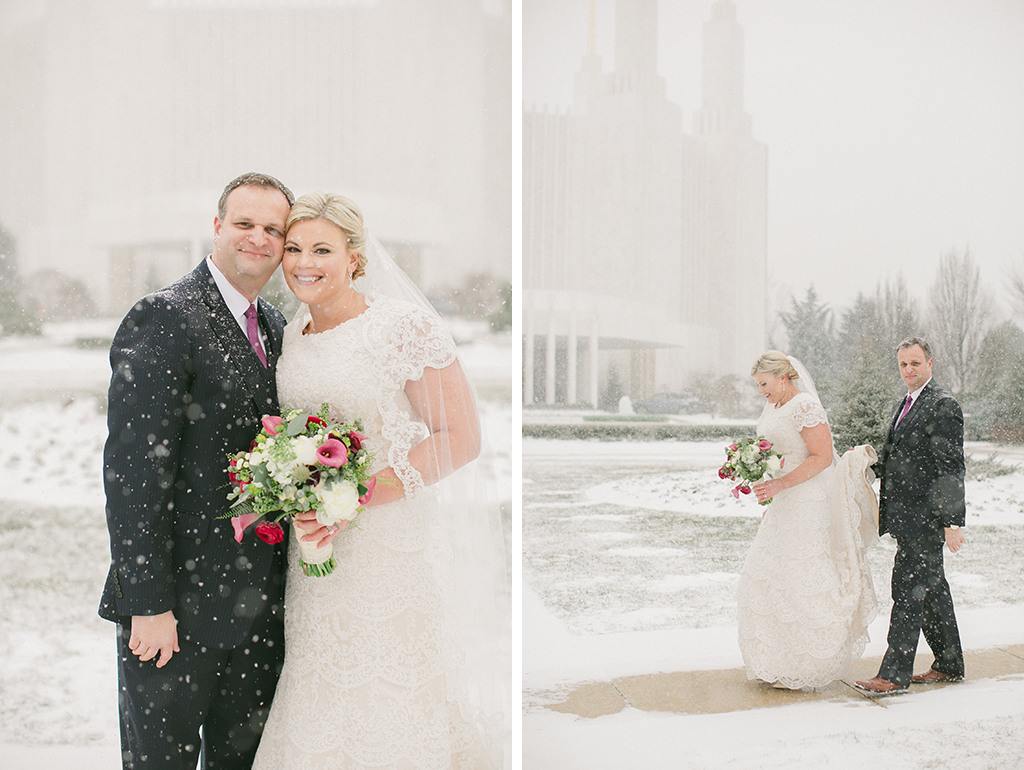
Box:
523;0;767;407
0;0;515;315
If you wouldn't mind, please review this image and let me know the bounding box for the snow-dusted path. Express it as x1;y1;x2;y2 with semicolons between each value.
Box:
524;436;1024;768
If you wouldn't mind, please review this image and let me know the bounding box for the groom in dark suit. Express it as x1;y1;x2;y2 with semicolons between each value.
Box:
100;173;294;767
856;337;966;696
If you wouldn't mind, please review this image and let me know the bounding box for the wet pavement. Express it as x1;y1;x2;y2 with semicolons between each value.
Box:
528;645;1024;717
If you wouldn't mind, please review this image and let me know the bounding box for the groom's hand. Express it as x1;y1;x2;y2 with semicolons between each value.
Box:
944;527;966;554
129;611;180;668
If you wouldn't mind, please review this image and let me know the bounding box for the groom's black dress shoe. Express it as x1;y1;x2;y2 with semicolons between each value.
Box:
911;668;963;684
853;677;909;696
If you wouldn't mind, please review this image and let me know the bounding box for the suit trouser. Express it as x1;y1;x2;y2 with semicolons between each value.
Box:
878;536;964;686
115;586;285;770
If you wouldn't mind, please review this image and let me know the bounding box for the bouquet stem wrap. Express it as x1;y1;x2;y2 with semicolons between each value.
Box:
293;520;338;577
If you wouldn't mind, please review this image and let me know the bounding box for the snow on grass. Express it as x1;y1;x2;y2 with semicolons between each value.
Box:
0;323;516;763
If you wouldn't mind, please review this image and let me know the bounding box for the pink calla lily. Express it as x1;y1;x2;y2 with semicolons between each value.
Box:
262;415;284;434
317;438;348;468
359;475;377;505
231;512;261;542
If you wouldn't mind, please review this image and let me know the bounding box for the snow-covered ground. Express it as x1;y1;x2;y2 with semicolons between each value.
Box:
0;319;518;769
524;436;1024;769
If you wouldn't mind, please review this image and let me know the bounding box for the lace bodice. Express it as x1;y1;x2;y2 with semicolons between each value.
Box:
276;296;456;495
756;392;830;501
757;392;828;464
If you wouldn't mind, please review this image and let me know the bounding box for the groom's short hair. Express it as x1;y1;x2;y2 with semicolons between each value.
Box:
897;336;932;360
217;172;294;219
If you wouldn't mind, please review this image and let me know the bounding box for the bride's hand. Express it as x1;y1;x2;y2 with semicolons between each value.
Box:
292;510;346;547
752;479;783;503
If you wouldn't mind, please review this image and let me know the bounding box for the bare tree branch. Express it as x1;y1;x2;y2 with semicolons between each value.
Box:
927;248;993;397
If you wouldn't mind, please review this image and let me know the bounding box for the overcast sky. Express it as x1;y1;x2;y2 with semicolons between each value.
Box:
524;0;1024;322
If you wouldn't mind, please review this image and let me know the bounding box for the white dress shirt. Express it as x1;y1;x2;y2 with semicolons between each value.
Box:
206;256;266;349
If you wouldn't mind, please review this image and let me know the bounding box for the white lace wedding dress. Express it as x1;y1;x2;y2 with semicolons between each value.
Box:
736;392;875;690
252;296;493;770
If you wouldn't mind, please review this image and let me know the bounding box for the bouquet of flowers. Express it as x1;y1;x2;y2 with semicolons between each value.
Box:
719;436;785;506
223;403;376;576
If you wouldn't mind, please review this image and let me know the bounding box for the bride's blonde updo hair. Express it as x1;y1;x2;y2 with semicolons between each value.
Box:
751;350;800;382
287;192;368;281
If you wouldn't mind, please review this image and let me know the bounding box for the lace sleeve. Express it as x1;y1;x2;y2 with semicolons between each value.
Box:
382;300;457;382
365;298;458;497
792;393;829;430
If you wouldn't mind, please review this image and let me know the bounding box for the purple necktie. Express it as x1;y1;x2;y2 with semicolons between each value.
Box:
244;304;268;368
896;393;913;425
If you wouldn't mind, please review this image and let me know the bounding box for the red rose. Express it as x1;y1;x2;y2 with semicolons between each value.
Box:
255;520;285;544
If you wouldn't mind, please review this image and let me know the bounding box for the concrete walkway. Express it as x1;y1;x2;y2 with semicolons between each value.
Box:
528;645;1024;718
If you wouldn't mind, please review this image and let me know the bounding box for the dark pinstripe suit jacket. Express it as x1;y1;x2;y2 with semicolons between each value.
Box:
98;259;287;649
877;380;967;542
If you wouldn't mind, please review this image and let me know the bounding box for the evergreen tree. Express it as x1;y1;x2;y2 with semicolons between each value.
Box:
838;292;881;372
0;220;41;336
831;336;899;456
777;286;839;408
489;281;512;332
965;321;1024;442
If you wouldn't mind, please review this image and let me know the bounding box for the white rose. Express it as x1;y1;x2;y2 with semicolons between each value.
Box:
766;455;783;474
314;480;360;526
291;435;319;467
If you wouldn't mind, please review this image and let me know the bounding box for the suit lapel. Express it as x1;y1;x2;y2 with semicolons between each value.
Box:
256;298;285;369
892;382;935;444
194;262;277;415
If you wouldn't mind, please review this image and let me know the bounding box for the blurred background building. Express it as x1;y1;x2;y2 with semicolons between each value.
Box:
523;0;766;407
0;0;516;319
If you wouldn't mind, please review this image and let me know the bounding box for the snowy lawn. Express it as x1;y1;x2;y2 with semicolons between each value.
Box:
524;436;1024;769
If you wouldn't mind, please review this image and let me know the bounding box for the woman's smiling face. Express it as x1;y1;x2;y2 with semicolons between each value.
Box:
282;218;358;306
753;371;788;405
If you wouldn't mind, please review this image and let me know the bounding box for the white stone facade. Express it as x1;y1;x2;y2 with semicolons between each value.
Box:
524;0;767;406
0;0;516;314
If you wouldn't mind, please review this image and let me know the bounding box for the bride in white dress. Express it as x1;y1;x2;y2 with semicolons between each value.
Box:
253;193;508;769
737;351;877;690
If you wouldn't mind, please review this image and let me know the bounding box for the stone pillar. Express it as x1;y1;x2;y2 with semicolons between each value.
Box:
589;324;600;408
566;316;578;406
524;313;535;405
545;322;557;405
